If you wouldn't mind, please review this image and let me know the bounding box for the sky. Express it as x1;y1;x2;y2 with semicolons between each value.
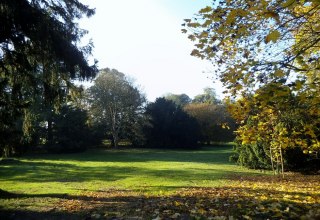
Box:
80;0;223;101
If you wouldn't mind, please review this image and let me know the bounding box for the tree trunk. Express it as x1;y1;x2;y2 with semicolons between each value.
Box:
269;146;275;175
112;132;119;148
110;108;119;148
47;115;53;146
280;147;285;178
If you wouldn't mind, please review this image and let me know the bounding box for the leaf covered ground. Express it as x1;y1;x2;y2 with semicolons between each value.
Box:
1;174;319;220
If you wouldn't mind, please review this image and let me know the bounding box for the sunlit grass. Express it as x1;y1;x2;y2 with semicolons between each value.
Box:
0;146;266;197
1;146;318;219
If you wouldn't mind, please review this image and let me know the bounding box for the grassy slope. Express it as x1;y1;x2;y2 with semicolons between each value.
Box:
0;146;262;196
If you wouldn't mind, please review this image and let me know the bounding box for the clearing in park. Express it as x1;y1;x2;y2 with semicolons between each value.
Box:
0;145;319;219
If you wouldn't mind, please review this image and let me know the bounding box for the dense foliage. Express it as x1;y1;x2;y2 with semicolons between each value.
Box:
183;0;319;94
87;68;146;148
0;0;97;156
164;93;191;107
184;103;236;144
185;0;320;173
47;105;91;153
192;87;220;104
144;98;200;148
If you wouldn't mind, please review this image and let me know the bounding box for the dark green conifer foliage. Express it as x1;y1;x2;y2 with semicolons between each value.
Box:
0;0;97;156
144;98;200;148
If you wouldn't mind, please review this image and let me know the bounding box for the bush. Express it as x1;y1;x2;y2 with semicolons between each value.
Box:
230;141;271;170
231;142;320;172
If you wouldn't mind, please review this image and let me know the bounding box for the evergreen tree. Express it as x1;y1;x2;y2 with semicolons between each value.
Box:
0;0;97;155
144;98;200;148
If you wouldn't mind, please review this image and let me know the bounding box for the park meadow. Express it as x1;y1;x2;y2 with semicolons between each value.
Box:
1;145;319;219
1;0;320;219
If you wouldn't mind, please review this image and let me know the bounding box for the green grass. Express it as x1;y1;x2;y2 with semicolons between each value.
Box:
0;146;265;197
2;146;319;219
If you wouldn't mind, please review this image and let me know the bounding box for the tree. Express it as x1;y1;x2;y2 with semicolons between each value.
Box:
144;98;200;148
8;85;95;154
184;0;320;173
227;83;319;173
0;0;97;156
183;0;319;96
184;103;236;144
164;93;192;107
192;87;220;104
47;105;91;153
88;68;146;148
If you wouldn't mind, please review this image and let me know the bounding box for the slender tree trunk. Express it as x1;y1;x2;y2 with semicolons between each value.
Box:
110;107;119;148
280;146;285;178
269;146;275;175
47;114;53;146
43;60;54;147
3;145;11;158
112;131;119;148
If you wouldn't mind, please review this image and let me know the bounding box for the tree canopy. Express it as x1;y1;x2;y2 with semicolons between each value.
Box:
192;87;220;104
144;98;200;148
0;0;97;155
88;68;145;148
164;93;191;107
184;0;320;173
0;0;96;75
183;0;319;96
184;103;236;144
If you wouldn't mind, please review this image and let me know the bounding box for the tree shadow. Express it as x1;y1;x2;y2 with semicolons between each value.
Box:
1;183;319;220
0;160;136;183
0;209;83;220
21;146;234;164
0;146;253;186
0;158;260;185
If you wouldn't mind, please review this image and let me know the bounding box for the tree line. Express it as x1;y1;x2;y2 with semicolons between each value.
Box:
1;67;236;155
1;0;318;173
0;0;234;157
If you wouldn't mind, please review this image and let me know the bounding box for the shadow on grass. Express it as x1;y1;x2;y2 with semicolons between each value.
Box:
21;146;234;164
0;209;83;220
1;182;319;220
0;158;254;184
0;161;134;183
1;147;319;219
0;146;249;184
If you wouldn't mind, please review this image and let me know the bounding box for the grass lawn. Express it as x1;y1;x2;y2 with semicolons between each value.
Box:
0;145;262;195
0;146;319;219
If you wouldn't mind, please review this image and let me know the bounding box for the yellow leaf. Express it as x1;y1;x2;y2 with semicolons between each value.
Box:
282;0;296;8
295;80;304;90
264;11;280;23
199;6;212;13
311;0;320;6
265;30;281;43
188;35;196;41
200;31;209;38
226;10;237;24
274;70;285;77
